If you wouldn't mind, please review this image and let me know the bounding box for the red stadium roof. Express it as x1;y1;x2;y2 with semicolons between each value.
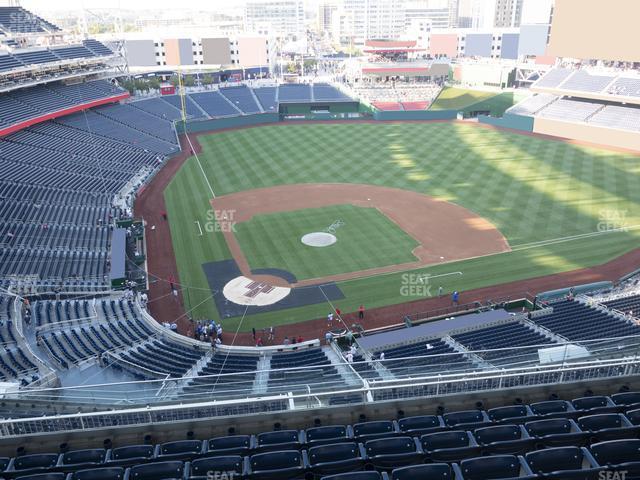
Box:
366;40;417;48
362;66;430;75
363;48;426;53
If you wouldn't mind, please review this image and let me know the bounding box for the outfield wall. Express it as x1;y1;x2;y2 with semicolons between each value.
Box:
280;101;361;115
478;113;534;132
373;110;457;121
533;117;640;152
177;113;280;134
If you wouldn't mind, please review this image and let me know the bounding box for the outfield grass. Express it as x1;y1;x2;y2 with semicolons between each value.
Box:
429;87;499;111
164;122;640;329
234;205;419;280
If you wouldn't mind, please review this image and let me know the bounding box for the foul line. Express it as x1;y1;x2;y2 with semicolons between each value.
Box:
194;220;203;236
511;224;640;252
185;133;216;199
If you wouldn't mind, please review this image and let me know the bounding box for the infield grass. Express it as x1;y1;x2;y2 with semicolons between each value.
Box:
234;204;419;280
164;122;640;329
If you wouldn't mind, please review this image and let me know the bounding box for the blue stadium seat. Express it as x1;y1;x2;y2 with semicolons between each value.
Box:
626;408;640;425
530;400;578;419
590;439;640;477
256;430;303;452
128;460;185;480
525;446;601;479
472;424;535;455
397;415;445;435
58;448;107;468
308;442;365;476
188;455;244;479
246;450;308;479
306;425;353;446
390;464;454;480
157;440;205;460
458;455;536;480
577;413;639;440
9;453;59;473
524;418;590;447
352;421;397;441
611;391;640;410
420;430;481;462
207;435;254;456
68;467;125;480
364;437;423;470
442;410;491;429
487;405;535;424
0;457;9;470
572;396;620;415
107;445;155;466
321;472;387;480
13;474;66;480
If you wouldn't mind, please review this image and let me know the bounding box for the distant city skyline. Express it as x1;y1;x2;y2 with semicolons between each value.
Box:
16;0;244;13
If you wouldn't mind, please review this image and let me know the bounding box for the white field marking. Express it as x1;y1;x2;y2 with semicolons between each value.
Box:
194;220;203;236
417;271;463;283
510;224;640;252
185;134;216;199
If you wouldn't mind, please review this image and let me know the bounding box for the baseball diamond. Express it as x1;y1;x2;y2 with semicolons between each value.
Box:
160;121;640;331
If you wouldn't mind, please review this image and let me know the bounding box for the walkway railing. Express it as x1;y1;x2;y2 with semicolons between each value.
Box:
1;354;638;438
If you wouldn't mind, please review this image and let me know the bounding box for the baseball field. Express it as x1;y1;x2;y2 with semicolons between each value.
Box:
163;121;640;331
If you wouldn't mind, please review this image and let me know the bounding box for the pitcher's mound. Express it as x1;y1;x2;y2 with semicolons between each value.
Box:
301;232;337;247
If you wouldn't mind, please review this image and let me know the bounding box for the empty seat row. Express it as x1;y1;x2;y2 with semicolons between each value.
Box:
3;438;639;480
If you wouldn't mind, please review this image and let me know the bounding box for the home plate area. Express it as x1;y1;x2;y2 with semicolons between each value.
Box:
222;276;291;306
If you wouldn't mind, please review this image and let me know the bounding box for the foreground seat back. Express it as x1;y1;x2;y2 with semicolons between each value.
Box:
309;443;361;465
530;400;575;417
443;410;488;428
572;396;618;414
108;445;154;465
208;435;253;455
248;449;305;479
611;391;640;408
128;460;185;480
390;463;454;480
70;466;125;480
397;415;442;435
525;446;599;476
487;405;532;423
420;430;480;462
306;425;350;445
60;448;107;466
590;439;640;468
459;455;533;480
12;453;59;471
189;455;244;478
158;440;204;459
256;430;301;450
353;421;396;441
320;472;384;480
